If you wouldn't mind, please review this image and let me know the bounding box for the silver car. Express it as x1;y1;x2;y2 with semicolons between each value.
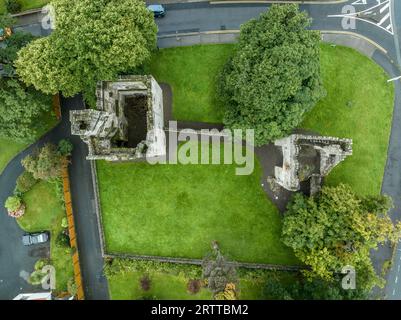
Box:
22;232;49;246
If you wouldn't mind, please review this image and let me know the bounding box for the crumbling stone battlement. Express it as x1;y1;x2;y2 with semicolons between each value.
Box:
274;134;352;194
70;75;165;161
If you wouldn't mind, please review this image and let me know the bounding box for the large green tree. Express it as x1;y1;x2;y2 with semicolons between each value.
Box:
0;14;50;142
282;184;401;291
218;4;325;145
15;0;157;105
0;79;50;141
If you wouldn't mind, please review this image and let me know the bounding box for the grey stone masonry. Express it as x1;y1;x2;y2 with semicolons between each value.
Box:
274;134;353;194
70;75;166;162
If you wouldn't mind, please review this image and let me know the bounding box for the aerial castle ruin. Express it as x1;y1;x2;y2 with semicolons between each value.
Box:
70;75;165;161
273;134;353;195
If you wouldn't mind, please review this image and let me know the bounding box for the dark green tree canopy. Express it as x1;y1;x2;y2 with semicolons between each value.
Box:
0;14;50;142
282;184;401;290
218;4;325;145
0;79;50;141
15;0;157;105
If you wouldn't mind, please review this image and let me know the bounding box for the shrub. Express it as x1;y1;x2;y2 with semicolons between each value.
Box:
56;230;70;248
15;171;38;193
28;270;46;285
21;143;64;180
5;195;22;212
58;139;73;156
187;279;201;294
5;0;21;14
34;259;49;271
67;278;77;296
103;258;202;279
61;217;68;228
140;275;151;291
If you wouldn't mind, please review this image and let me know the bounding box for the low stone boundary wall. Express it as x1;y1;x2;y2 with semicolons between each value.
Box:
158;30;240;48
104;252;303;271
62;160;85;300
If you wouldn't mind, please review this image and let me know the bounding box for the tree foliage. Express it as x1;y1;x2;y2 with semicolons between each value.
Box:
218;4;325;145
0;79;51;141
21;143;64;180
15;0;157;105
0;31;34;76
282;184;401;291
0;14;51;142
264;277;369;300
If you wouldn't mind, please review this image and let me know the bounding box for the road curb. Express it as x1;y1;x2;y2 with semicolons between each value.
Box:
320;30;388;55
210;0;347;4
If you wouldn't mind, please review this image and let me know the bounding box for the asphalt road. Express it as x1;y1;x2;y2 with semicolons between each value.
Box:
1;0;401;300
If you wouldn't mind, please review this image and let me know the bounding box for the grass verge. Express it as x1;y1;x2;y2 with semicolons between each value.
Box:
17;180;73;293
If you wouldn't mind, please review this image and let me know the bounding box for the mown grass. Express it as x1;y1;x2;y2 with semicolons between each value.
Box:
301;44;394;195
97;147;298;265
149;44;233;123
17;181;73;293
109;271;212;300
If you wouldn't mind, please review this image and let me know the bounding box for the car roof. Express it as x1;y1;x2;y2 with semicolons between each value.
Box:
148;5;164;11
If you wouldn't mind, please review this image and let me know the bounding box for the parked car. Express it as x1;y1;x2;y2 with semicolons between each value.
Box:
22;232;49;246
0;27;12;41
147;4;166;18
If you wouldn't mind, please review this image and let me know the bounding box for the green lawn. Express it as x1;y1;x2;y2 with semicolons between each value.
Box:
149;45;233;123
97;152;297;265
0;139;26;173
0;0;49;13
301;44;394;195
150;44;394;196
17;181;73;293
109;271;212;300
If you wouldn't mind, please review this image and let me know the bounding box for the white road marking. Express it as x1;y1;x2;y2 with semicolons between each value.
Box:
388;75;401;82
378;12;390;26
380;2;390;13
395;276;398;283
328;0;394;35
